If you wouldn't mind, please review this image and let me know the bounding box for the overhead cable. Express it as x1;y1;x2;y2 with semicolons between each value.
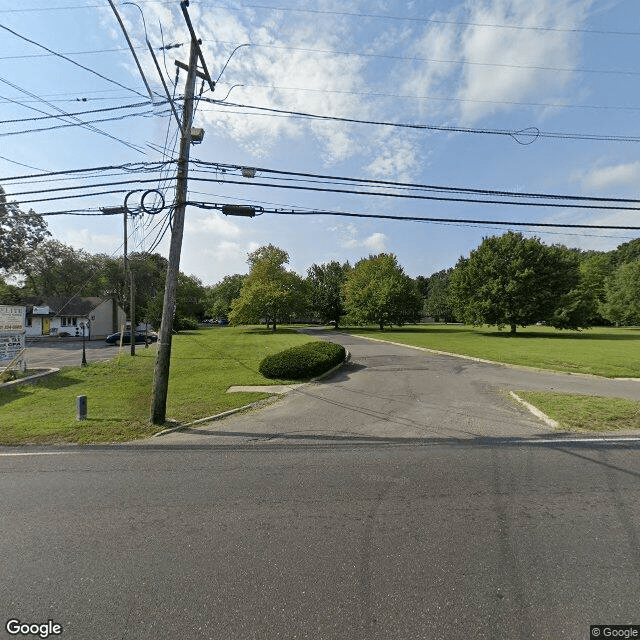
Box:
201;98;640;144
190;201;640;230
0;23;150;100
188;176;640;210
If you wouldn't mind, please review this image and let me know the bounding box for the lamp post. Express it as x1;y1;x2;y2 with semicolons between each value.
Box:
81;322;87;367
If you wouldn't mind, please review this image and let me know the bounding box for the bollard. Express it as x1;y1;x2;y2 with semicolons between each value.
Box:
77;395;87;421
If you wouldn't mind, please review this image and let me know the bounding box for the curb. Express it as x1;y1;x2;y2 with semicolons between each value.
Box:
0;368;60;389
509;391;559;428
152;350;351;438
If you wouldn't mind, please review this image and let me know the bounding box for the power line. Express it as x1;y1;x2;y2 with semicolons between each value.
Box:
190;201;640;230
190;175;640;211
0;161;175;182
0;74;147;153
13;1;627;37
0;109;168;138
0;99;158;124
215;3;640;37
201;98;640;144
0;22;150;100
194;161;640;204
4;36;638;80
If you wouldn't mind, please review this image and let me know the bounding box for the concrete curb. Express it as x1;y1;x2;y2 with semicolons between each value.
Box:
152;350;351;437
509;391;560;428
0;368;60;389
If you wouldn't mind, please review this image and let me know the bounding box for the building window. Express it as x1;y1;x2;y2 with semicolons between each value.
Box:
61;317;78;327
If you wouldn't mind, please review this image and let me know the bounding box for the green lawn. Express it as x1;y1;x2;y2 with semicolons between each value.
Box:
343;324;640;378
0;326;315;445
517;392;640;432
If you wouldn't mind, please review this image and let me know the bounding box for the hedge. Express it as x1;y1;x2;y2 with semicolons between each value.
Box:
259;340;346;380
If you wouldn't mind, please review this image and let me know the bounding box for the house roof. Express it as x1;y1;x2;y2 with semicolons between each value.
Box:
22;296;107;316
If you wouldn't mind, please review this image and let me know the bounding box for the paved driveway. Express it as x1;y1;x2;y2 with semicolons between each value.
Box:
153;328;640;445
24;339;131;369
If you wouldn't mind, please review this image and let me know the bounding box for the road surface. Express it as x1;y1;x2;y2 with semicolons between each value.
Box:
1;442;638;640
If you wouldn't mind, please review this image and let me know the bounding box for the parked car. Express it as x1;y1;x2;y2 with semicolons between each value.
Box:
105;331;158;345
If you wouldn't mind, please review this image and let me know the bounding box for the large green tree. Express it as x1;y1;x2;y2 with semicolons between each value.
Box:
228;244;309;331
602;260;640;325
18;239;99;297
307;260;350;328
0;186;50;271
423;268;456;323
450;232;584;334
343;253;422;330
205;274;245;321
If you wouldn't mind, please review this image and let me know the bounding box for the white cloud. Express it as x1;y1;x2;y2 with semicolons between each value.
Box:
330;222;386;251
184;211;243;238
363;232;387;251
365;130;423;179
54;227;121;253
398;0;594;126
455;0;593;124
578;162;640;191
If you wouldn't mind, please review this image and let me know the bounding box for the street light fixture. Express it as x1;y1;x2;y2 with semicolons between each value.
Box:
81;322;87;367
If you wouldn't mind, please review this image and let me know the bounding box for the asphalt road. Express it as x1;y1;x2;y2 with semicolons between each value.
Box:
1;442;639;640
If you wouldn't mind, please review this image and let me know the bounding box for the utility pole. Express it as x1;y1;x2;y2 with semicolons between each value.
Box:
150;37;199;425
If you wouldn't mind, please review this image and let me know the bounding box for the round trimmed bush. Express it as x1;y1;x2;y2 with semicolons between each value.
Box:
259;340;346;380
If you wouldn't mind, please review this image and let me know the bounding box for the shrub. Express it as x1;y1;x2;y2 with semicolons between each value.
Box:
259;340;346;380
175;316;199;331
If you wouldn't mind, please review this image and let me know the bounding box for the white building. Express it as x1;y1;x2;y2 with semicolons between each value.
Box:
22;296;126;340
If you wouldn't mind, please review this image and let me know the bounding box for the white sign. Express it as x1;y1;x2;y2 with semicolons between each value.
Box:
0;305;26;362
0;305;26;332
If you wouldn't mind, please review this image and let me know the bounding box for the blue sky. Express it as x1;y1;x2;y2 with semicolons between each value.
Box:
1;0;639;285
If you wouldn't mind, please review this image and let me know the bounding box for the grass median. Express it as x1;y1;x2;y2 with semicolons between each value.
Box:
516;391;640;432
0;326;315;445
343;324;640;378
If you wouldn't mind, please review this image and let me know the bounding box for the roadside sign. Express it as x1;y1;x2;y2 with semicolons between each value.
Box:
0;305;26;362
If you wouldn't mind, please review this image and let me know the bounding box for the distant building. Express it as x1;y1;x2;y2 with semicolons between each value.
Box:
21;296;126;340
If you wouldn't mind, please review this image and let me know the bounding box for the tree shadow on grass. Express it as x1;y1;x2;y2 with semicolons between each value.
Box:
0;372;80;408
481;330;640;341
348;325;640;341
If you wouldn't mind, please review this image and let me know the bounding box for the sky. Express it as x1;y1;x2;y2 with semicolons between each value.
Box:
1;0;640;286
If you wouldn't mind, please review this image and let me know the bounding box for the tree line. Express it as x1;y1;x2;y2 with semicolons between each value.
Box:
212;233;640;333
2;185;639;332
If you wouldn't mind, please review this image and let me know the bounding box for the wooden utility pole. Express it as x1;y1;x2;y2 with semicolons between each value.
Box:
150;37;199;425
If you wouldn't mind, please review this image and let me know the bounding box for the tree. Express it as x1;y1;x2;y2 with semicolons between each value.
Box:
0;277;21;304
18;239;99;297
0;186;50;271
205;274;245;321
450;232;583;334
577;252;614;325
602;260;640;326
423;268;456;322
342;253;422;330
307;261;350;328
228;244;309;331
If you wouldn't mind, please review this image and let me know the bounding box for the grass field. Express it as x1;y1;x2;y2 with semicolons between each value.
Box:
517;391;640;432
343;324;640;378
0;327;315;445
